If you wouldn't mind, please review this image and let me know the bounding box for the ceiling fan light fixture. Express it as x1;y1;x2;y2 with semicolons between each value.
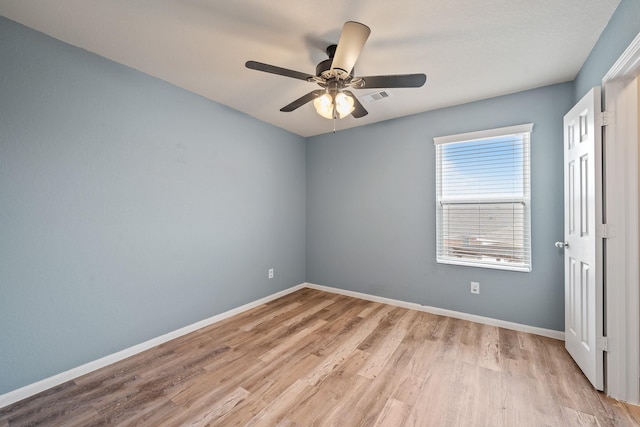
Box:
313;91;355;119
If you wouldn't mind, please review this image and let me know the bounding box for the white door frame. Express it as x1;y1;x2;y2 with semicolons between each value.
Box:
601;31;640;404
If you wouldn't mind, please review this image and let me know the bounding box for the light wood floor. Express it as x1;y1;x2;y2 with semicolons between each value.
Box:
1;288;639;426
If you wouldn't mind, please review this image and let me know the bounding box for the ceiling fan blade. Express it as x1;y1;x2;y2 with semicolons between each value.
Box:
344;90;368;118
246;60;315;82
330;21;371;79
357;74;427;88
280;90;325;112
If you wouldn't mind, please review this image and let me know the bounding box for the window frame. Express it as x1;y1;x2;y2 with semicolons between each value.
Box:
434;123;533;272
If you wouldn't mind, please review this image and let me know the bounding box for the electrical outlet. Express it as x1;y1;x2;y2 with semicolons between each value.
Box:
470;281;480;294
268;268;274;279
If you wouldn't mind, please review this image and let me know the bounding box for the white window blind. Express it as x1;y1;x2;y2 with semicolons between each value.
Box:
434;124;532;272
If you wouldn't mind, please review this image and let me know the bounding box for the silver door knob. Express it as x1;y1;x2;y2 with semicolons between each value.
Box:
555;241;569;249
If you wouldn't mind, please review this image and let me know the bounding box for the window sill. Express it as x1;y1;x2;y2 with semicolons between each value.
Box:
436;257;531;273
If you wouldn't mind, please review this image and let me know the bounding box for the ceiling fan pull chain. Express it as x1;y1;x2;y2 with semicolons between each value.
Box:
333;102;337;133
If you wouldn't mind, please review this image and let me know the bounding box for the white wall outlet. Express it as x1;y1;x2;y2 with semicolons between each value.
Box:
470;281;480;294
268;268;274;279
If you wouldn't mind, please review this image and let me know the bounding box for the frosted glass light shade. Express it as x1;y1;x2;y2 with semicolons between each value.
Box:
334;92;355;118
313;93;334;119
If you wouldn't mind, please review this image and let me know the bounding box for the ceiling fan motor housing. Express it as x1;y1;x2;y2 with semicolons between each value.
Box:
316;44;353;80
315;59;333;79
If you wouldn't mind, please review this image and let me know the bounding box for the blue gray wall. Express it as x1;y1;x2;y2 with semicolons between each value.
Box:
574;0;640;101
0;17;306;394
307;83;574;331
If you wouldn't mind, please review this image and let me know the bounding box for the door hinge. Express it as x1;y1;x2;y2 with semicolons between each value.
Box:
598;223;615;239
597;336;609;352
601;111;612;126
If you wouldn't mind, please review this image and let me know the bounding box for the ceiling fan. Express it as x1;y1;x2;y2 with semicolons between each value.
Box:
245;21;427;120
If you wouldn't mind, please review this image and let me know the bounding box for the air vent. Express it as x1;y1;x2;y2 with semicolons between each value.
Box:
361;90;393;103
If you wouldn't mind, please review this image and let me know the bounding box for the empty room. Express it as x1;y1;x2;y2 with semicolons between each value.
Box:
1;1;640;425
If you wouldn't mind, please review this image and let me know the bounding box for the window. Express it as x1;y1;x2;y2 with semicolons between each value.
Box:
434;124;532;272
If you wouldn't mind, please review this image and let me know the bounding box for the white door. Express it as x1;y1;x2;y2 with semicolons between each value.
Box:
562;87;604;390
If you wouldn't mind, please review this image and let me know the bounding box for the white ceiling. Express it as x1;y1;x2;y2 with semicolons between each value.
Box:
0;0;621;137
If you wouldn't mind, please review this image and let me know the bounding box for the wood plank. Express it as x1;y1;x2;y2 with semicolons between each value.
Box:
372;398;410;427
357;310;416;379
180;387;250;427
258;319;328;363
285;349;371;426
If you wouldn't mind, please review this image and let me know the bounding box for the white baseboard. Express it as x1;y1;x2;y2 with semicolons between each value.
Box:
304;283;565;341
0;283;306;410
1;281;564;409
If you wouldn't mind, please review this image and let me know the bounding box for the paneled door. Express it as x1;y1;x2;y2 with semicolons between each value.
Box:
561;87;604;390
